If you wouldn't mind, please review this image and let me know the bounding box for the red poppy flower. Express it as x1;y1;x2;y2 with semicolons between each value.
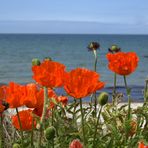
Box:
21;83;40;108
0;86;6;100
12;109;36;131
33;88;57;117
138;142;144;148
32;60;66;88
69;139;83;148
5;82;26;108
0;86;7;115
64;68;105;99
0;100;5;116
106;52;139;76
138;142;148;148
57;96;68;107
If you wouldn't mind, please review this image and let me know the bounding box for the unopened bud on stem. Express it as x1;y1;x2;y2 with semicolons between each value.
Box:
108;45;121;53
98;92;109;106
12;143;21;148
44;126;56;141
32;58;41;66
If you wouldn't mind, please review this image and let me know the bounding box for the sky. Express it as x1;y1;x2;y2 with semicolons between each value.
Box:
0;0;148;34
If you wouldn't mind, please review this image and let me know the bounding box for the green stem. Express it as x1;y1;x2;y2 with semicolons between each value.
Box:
52;108;54;126
92;106;103;148
16;108;24;148
0;116;3;148
38;86;48;148
31;117;34;148
41;87;48;125
38;125;43;148
123;76;131;119
73;99;77;126
94;93;97;117
52;139;54;148
51;108;54;148
93;49;98;72
113;73;117;94
93;49;98;117
47;141;50;148
112;73;117;105
80;98;86;147
90;94;93;105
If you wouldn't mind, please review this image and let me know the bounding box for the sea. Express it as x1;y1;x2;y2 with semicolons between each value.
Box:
0;34;148;102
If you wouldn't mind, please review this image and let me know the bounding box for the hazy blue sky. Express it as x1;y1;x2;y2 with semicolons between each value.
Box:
0;0;148;34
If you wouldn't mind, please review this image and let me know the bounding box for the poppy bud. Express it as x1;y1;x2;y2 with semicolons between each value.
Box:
12;143;21;148
145;90;148;100
145;77;148;82
44;57;52;61
44;126;56;140
108;45;121;53
87;42;100;51
69;139;83;148
32;58;41;66
98;92;109;106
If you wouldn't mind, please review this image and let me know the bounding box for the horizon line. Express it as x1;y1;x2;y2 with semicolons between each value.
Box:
0;33;148;35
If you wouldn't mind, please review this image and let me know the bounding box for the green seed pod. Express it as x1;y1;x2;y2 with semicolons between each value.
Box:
108;45;121;53
111;45;118;51
87;42;100;51
98;92;109;106
32;58;41;66
12;143;21;148
44;57;52;61
44;126;56;141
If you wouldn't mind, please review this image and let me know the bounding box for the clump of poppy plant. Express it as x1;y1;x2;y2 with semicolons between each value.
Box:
0;45;147;148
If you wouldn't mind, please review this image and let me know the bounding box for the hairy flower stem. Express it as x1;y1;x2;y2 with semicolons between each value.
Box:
31;118;34;148
80;98;86;147
38;86;48;148
47;141;50;148
94;93;97;117
123;76;131;119
38;125;43;148
73;99;77;127
0;116;4;148
93;49;97;72
52;108;54;126
112;73;117;105
52;140;54;148
113;73;117;94
93;49;98;117
92;106;103;148
51;108;54;148
41;87;48;124
16;108;24;148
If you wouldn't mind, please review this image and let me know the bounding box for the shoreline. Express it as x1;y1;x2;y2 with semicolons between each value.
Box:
6;102;144;116
82;102;143;108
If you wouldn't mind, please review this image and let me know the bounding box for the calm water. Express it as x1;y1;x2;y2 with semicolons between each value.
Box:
0;34;148;101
